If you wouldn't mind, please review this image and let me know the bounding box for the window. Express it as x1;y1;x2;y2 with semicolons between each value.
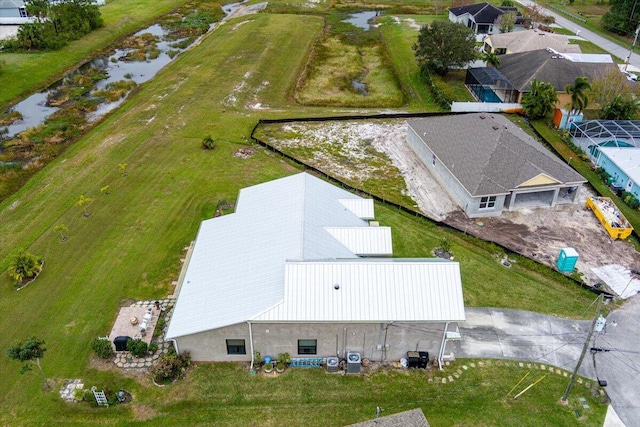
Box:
298;339;317;355
226;339;246;355
479;196;496;209
19;7;27;17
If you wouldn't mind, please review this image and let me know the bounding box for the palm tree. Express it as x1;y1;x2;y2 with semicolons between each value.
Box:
54;224;68;242
9;250;43;285
76;194;93;217
565;76;591;115
521;80;558;119
482;51;501;68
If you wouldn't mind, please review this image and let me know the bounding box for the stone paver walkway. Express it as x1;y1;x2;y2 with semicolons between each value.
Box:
113;297;175;370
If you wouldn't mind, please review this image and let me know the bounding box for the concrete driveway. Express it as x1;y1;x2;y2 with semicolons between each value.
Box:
453;302;640;426
453;307;595;378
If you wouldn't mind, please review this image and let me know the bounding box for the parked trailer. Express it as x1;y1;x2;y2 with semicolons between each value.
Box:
586;196;633;239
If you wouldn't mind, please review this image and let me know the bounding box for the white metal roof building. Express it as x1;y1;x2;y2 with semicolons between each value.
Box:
166;173;465;362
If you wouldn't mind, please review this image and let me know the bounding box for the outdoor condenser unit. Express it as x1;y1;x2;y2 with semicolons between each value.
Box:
347;352;361;374
326;357;339;373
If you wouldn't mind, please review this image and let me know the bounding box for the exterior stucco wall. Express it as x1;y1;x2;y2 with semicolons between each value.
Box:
406;125;505;217
598;153;640;199
0;8;21;18
173;321;452;363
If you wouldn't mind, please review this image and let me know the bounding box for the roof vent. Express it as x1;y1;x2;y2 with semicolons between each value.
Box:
479;114;486;119
492;125;500;130
334;283;340;290
551;55;559;59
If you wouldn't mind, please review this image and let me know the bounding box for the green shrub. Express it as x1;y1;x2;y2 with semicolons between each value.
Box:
419;66;451;110
202;135;216;150
126;338;148;358
621;191;640;209
151;350;191;383
91;337;114;359
148;342;159;354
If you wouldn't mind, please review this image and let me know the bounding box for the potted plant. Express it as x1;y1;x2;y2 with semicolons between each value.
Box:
276;361;285;373
277;352;291;366
263;362;273;373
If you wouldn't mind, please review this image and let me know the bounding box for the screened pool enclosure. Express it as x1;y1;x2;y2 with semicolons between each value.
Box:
465;67;519;103
569;120;640;160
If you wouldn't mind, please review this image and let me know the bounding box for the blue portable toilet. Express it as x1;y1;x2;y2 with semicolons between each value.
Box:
556;248;579;273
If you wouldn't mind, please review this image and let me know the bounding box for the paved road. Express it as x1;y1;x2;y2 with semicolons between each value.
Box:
453;303;640;426
515;0;640;70
591;296;640;426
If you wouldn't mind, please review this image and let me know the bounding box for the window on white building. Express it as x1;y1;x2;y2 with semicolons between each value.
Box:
479;196;496;209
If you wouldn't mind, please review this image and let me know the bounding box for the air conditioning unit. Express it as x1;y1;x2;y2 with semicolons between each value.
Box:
347;352;361;374
326;357;339;373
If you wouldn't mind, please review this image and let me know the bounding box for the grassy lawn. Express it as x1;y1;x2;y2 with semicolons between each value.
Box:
0;13;323;424
124;362;606;425
0;3;613;426
0;0;204;108
378;15;436;109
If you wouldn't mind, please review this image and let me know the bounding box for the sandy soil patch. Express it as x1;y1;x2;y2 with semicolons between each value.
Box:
259;119;640;290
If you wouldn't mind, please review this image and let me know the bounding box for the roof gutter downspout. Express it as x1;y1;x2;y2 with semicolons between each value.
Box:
169;339;179;355
437;322;450;371
248;321;255;371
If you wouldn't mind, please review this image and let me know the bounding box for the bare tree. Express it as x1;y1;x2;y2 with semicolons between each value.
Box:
588;69;633;110
495;11;517;33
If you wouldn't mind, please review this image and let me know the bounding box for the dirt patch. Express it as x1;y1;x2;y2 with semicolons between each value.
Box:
233;148;256;159
132;404;158;421
256;119;640;289
445;188;640;287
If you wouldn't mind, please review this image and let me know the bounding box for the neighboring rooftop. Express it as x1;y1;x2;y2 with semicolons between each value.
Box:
498;49;617;92
406;114;586;196
448;2;519;24
486;29;581;54
599;147;640;185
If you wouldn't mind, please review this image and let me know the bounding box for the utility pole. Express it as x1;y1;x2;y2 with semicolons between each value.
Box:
561;294;603;404
625;24;640;72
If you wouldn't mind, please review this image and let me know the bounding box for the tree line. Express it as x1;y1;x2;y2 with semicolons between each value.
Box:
1;0;103;51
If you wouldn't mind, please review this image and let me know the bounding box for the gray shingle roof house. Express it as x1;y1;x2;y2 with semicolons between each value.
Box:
466;49;618;104
483;29;581;55
166;173;465;366
406;114;586;218
448;2;522;35
498;49;617;103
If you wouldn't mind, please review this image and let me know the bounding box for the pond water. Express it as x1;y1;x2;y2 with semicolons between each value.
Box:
343;11;379;30
2;1;246;139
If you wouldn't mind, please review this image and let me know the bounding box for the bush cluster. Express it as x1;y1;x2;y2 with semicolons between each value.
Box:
1;0;103;51
126;338;148;358
419;66;451;110
151;349;191;384
621;191;640;209
91;337;114;359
